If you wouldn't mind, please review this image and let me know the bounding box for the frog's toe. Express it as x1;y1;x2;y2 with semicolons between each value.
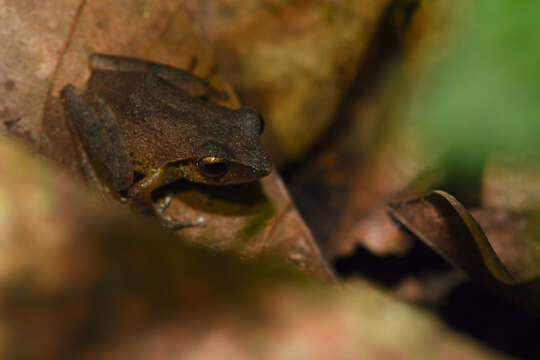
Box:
151;193;204;230
159;215;205;231
155;193;173;215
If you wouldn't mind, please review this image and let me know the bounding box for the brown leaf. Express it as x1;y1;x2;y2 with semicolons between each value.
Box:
326;124;435;258
388;190;540;316
285;0;455;258
389;191;515;284
83;282;509;360
0;138;300;359
0;139;508;360
0;0;80;142
184;0;393;165
471;208;540;282
1;1;333;280
482;154;540;212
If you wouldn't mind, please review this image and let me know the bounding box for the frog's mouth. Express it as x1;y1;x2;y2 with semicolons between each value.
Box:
168;158;269;186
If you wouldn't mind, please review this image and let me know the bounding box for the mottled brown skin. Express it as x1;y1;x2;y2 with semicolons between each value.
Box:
60;54;272;225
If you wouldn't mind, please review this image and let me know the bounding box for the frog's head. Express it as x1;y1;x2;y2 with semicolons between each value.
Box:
178;108;272;185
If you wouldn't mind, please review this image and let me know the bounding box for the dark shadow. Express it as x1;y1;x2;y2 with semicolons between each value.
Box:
333;236;452;287
153;180;269;216
336;234;540;359
284;0;420;250
442;283;540;359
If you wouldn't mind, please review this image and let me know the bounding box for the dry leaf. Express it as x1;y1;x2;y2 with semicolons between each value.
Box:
286;0;456;258
389;190;540;316
184;0;392;164
1;1;334;280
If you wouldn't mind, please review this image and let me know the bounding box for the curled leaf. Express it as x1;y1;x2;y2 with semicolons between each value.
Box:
388;190;540;316
388;190;515;284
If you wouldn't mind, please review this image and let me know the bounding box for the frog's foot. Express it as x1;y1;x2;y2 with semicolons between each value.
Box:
158;215;205;231
154;193;205;230
155;193;174;216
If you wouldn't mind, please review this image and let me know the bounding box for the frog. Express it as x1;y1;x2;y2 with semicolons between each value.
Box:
60;53;272;229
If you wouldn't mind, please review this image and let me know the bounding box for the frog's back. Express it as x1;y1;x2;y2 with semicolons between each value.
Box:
86;71;240;173
86;71;198;171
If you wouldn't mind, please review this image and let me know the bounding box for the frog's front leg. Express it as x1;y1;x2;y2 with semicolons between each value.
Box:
126;168;165;208
127;168;204;230
89;53;226;100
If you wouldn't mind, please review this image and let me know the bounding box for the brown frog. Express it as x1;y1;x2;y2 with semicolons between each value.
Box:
60;54;272;228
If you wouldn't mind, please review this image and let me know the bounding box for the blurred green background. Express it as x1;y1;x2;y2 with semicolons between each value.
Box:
411;1;540;169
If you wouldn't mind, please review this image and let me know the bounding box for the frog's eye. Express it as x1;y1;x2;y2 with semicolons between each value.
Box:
197;156;229;178
258;113;265;135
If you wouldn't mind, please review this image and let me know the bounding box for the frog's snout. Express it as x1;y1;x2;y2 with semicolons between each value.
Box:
254;151;272;177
